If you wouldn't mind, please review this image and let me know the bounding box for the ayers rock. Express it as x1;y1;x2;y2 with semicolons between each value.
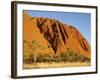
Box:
23;12;91;58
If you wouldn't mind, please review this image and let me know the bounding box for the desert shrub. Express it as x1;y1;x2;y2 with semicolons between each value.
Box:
36;54;44;62
23;54;30;64
60;51;78;62
24;54;37;64
36;54;49;62
50;56;60;62
60;50;90;62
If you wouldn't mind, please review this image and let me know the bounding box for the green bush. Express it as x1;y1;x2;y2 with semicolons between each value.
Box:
60;50;90;62
24;50;90;64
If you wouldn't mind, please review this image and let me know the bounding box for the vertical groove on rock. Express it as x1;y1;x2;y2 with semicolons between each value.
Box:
58;23;66;44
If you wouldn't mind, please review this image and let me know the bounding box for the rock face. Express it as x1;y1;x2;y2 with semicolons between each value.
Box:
23;12;90;58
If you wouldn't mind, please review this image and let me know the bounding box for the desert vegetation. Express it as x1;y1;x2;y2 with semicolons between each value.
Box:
24;49;90;64
23;40;90;69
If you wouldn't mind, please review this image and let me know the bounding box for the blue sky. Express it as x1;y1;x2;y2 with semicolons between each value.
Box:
25;10;91;44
